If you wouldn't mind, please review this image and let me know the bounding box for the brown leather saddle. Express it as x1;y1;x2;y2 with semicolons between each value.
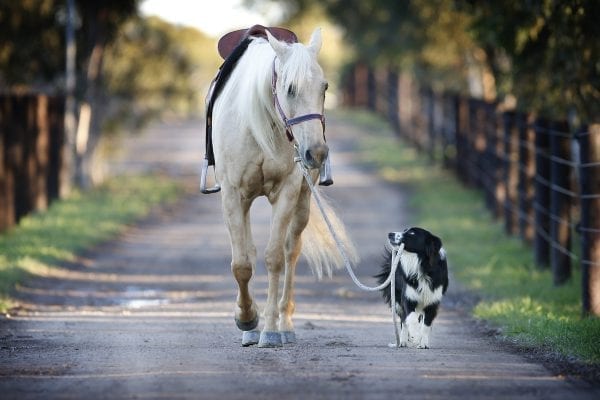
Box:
217;25;298;59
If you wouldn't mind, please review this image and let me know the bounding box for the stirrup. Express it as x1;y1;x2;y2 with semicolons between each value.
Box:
318;156;333;186
200;159;221;194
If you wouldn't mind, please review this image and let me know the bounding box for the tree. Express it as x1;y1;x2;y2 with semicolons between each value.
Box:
70;0;138;188
247;0;489;95
467;0;600;121
103;16;220;131
0;0;138;189
251;0;599;121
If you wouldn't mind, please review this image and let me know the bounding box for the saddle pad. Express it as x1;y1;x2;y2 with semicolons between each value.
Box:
217;25;298;59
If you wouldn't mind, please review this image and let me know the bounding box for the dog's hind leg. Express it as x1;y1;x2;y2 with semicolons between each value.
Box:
417;304;438;349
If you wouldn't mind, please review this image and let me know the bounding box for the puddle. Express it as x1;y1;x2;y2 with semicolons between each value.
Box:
118;286;171;309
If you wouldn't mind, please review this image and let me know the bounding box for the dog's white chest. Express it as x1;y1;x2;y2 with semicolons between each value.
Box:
400;252;444;307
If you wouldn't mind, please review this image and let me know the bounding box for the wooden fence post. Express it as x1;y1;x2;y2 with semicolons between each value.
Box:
579;124;600;316
455;97;469;184
441;94;457;169
534;118;551;268
367;67;376;112
503;111;519;234
47;96;65;203
0;96;14;231
387;69;399;131
485;102;502;217
425;88;435;161
354;63;369;108
517;112;535;243
549;121;572;285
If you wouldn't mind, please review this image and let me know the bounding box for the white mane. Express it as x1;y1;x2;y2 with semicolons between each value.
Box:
217;37;318;159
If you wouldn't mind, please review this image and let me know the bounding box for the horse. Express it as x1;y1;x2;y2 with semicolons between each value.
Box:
211;27;359;347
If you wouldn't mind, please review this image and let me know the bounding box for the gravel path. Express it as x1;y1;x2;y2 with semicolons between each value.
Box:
1;117;598;399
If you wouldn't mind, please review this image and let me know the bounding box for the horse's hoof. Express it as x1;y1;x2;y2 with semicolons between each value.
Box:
280;331;296;344
235;315;259;331
241;330;260;347
258;331;282;348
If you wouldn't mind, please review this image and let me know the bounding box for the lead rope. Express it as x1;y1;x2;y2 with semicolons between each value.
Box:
295;154;404;347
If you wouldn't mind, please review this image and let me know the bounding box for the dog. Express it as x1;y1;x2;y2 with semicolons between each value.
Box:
375;227;448;349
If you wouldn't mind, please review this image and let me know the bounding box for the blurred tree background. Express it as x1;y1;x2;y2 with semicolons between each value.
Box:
248;0;599;122
1;0;597;189
0;0;221;188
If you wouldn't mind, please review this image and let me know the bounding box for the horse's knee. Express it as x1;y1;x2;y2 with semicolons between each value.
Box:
264;248;284;274
231;260;253;283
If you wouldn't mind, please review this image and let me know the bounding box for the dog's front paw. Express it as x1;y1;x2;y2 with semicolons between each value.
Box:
417;334;430;349
417;325;431;349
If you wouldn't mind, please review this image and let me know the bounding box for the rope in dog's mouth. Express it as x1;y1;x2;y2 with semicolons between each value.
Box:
295;157;405;347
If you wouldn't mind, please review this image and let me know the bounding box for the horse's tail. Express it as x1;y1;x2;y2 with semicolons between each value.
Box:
301;191;359;279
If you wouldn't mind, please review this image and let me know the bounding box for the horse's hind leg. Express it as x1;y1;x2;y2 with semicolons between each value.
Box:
222;191;259;340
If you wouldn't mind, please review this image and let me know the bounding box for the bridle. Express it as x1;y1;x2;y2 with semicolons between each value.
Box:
271;57;326;144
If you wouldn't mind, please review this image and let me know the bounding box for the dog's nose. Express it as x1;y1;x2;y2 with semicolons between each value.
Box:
388;232;402;244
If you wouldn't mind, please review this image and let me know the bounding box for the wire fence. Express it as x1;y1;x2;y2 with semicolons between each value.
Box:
342;64;600;316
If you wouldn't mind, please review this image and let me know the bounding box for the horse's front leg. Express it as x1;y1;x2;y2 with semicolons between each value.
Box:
278;192;310;344
221;188;259;344
258;193;300;348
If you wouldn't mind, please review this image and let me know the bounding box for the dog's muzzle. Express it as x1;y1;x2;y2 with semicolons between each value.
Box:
388;231;403;248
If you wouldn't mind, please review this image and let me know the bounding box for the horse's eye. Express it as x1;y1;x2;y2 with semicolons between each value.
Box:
287;84;297;97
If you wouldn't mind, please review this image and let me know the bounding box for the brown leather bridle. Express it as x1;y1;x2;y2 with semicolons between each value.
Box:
271;57;326;143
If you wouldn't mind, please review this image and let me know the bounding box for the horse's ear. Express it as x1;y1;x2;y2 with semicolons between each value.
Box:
266;30;288;58
308;28;322;55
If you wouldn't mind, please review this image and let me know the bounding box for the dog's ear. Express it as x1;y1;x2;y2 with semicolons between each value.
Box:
426;234;442;268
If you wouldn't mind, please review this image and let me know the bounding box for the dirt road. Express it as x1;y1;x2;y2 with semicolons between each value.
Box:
1;117;598;399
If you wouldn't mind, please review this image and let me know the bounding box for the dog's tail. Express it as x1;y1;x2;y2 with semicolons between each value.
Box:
301;190;359;279
374;247;394;307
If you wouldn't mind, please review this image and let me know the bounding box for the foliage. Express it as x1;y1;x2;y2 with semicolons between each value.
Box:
0;0;63;87
466;0;600;121
252;0;599;121
0;174;183;313
338;108;600;364
103;16;221;130
0;0;137;90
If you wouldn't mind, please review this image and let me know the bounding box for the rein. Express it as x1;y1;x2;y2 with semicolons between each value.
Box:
295;155;405;348
271;57;326;143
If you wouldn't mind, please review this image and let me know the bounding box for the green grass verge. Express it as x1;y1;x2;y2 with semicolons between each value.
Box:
0;174;183;313
335;109;600;365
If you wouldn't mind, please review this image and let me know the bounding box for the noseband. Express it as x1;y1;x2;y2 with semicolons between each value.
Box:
271;57;326;143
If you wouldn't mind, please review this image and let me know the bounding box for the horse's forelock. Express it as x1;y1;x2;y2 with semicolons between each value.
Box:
280;43;318;95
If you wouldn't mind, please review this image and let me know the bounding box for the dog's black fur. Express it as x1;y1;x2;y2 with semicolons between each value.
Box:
375;227;448;348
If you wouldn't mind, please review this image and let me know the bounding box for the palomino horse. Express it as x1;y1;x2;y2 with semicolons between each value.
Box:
211;28;358;347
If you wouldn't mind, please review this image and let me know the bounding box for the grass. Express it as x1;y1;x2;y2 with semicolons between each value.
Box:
334;109;600;365
0;174;183;313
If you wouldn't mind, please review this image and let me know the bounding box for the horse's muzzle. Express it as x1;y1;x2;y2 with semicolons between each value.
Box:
304;143;329;169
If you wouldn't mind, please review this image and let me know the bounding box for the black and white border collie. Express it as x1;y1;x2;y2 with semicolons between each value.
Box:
375;227;448;349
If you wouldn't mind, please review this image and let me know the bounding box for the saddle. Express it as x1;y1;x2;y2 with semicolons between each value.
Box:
201;25;332;194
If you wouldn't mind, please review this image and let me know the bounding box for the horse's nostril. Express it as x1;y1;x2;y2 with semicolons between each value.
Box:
306;144;329;167
305;149;314;163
